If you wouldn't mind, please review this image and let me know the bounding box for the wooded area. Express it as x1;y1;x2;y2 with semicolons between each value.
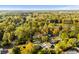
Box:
0;10;79;54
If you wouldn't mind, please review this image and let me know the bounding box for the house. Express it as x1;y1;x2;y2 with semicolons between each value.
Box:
63;20;73;24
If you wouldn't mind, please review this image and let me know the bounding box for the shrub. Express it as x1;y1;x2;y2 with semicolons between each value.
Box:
12;47;21;54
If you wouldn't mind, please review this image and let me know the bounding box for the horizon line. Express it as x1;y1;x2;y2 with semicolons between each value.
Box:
0;5;79;10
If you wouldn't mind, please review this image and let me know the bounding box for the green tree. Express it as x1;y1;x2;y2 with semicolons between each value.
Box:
60;32;68;40
12;47;21;54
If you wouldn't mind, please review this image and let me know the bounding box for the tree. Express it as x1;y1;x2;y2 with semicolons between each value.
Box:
12;47;21;54
41;36;48;42
0;30;3;41
54;45;63;54
2;32;12;43
15;38;26;45
38;48;51;54
77;33;79;41
54;41;67;51
60;32;68;40
68;31;76;38
1;39;11;47
20;42;35;54
4;24;15;32
15;26;26;39
67;38;76;47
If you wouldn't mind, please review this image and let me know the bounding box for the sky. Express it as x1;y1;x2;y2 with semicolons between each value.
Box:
0;5;79;10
